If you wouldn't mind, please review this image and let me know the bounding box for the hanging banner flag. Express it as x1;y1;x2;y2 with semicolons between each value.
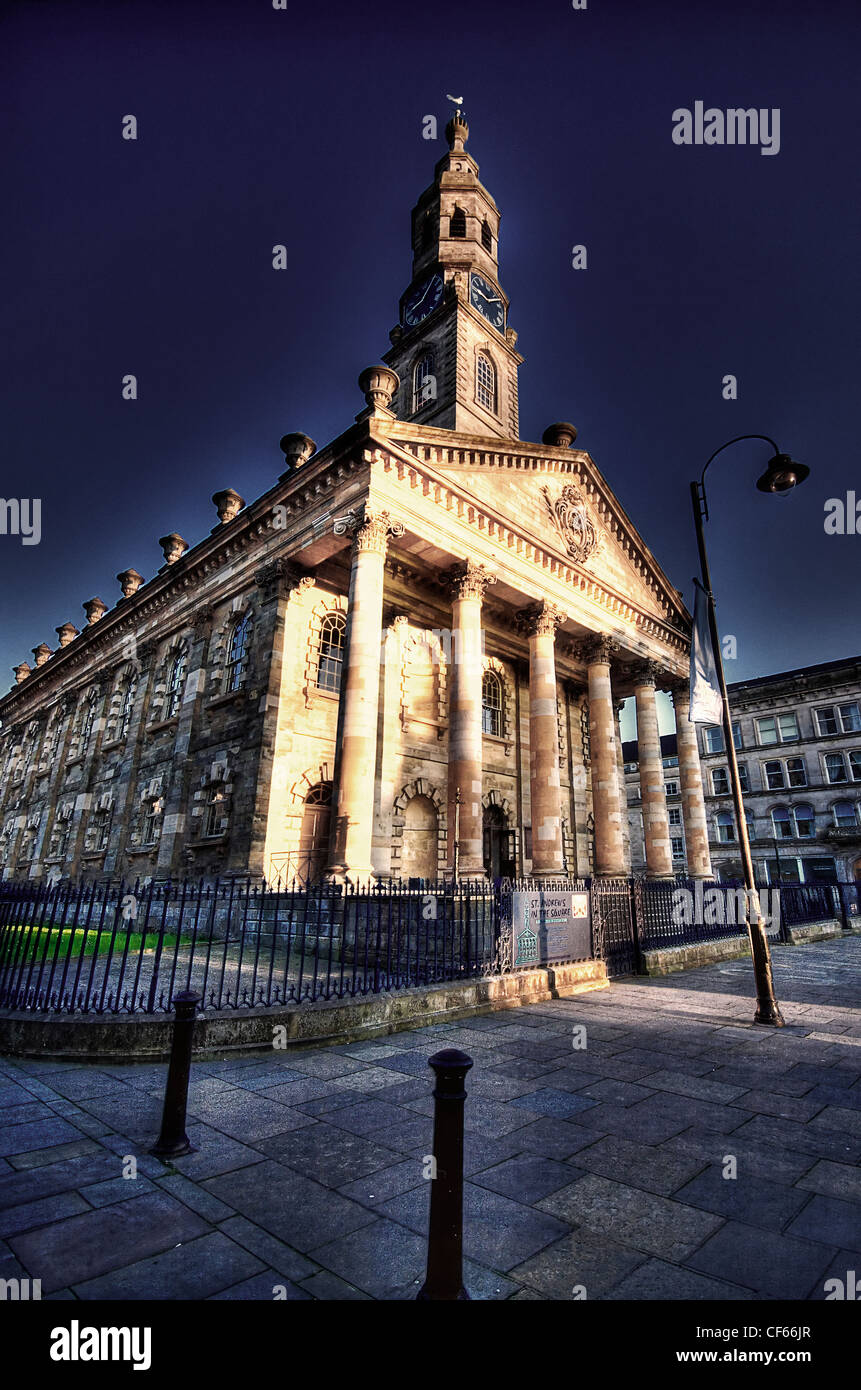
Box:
689;578;724;725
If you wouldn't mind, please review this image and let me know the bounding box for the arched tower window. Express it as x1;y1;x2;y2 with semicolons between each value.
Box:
315;614;346;692
449;206;466;238
412;353;435;413
476;354;497;413
225;612;252;692
421;212;434;251
482;671;503;737
481;219;492;252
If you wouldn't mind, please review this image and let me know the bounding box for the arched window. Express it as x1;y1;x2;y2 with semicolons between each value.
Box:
86;807;112;853
80;696;99;753
481;219;492;252
482;670;503;737
225;612;252;692
421;212;434;251
716;810;736;843
412;353;435;413
771;807;792;839
165;646;188;718
203;786;229;838
141;797;163;847
21;722;41;777
118;676;137;740
834;801;859;829
315;614;346;692
476;354;496;413
793;804;815;838
449;206;466;238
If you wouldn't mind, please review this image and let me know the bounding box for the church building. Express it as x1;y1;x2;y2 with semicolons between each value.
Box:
0;111;714;888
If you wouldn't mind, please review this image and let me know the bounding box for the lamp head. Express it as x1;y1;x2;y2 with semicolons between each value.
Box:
756;452;810;494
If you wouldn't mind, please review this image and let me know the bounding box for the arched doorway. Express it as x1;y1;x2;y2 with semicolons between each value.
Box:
298;783;332;884
400;794;438;883
483;804;516;881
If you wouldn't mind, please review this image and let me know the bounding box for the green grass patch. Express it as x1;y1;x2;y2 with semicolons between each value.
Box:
0;924;192;965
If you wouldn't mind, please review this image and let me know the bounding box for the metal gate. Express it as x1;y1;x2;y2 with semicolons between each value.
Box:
590;877;640;977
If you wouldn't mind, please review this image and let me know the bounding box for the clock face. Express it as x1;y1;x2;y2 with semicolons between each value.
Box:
402;272;444;328
470;272;505;331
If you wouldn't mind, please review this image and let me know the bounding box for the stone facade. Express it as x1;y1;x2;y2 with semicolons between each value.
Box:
0;114;713;889
625;656;861;884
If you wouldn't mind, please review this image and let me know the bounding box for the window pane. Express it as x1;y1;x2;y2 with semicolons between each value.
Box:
738;764;750;792
712;768;729;795
834;802;857;827
850;752;861;781
664;781;678;797
732;721;743;750
825;754;847;783
816;706;838;735
786;757;807;787
794;805;814;838
764;760;784;790
757;717;777;745
704;726;723;753
839;703;861;732
772;807;792;838
778;713;798;741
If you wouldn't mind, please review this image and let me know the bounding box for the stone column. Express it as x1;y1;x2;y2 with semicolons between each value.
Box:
670;680;713;879
519;603;564;876
633;662;673;879
584;636;627;877
614;697;633;874
447;561;495;877
327;507;403;882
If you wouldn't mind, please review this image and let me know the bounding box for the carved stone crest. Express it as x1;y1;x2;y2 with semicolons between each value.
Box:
543;484;599;564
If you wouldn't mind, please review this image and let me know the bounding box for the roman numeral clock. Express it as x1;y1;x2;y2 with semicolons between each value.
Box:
469;271;505;332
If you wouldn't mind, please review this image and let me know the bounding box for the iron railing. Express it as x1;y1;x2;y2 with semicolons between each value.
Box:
0;872;856;1011
0;877;497;1016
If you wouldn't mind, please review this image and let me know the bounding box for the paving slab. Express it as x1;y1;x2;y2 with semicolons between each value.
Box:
686;1220;837;1299
9;1190;211;1292
537;1173;724;1261
72;1231;264;1300
203;1159;376;1250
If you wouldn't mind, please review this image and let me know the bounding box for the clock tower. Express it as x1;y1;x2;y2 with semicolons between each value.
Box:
383;109;524;439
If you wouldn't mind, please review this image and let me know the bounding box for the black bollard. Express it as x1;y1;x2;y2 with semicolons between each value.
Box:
417;1047;473;1301
150;990;201;1158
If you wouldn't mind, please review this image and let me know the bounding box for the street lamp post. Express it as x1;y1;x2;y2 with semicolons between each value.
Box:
690;435;809;1027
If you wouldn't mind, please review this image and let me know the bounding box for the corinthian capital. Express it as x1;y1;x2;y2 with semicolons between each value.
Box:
444;560;496;602
580;633;619;666
516;601;566;638
334;506;404;555
631;659;662;689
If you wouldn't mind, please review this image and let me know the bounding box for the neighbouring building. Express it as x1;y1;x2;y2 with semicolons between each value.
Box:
0;110;715;888
624;656;861;884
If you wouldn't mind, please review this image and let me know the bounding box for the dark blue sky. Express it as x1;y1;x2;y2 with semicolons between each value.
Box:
2;0;859;721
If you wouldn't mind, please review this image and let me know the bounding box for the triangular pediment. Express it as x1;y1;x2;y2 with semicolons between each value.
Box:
385;428;688;630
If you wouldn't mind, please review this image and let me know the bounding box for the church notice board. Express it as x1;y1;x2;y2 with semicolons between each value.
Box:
510;888;591;967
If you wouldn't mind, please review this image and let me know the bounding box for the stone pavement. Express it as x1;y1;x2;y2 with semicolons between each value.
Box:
1;936;859;1301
